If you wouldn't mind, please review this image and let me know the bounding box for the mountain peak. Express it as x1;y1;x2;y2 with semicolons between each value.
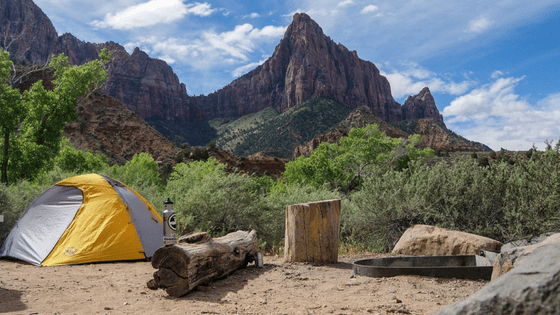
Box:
288;12;322;32
402;87;446;127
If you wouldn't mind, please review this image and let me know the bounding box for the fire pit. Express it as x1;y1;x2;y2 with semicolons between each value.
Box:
353;255;493;280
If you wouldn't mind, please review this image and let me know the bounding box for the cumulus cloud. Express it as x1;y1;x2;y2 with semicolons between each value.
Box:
360;5;379;14
443;76;529;121
91;0;215;30
381;63;474;100
125;24;286;70
443;76;560;150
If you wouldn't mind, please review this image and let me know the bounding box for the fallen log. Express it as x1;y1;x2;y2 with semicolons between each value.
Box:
147;230;258;297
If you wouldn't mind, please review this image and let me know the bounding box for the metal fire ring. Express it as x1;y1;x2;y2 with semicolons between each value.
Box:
352;255;493;280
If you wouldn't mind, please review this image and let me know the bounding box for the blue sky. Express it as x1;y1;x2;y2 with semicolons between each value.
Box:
35;0;560;151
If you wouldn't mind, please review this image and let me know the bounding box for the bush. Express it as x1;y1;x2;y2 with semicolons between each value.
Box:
54;137;109;173
283;125;433;193
165;159;274;241
344;150;560;252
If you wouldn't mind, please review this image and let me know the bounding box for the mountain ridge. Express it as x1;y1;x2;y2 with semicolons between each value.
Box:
0;0;490;159
1;1;444;126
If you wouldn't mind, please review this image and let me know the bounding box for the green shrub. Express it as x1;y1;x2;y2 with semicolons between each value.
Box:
54;137;109;173
165;158;274;241
344;149;560;252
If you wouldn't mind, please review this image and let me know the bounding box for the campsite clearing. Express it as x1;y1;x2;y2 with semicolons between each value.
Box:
0;254;487;314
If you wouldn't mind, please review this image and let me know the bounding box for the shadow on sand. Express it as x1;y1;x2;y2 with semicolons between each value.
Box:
158;259;355;303
0;287;26;313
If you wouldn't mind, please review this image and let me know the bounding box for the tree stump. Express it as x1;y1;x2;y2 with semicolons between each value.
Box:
284;199;341;264
147;230;258;297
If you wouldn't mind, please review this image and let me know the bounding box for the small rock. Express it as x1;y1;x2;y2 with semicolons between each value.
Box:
395;298;403;303
103;307;113;311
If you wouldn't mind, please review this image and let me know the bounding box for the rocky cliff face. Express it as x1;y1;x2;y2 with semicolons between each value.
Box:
1;1;445;128
102;46;190;120
402;87;445;127
0;0;62;63
191;13;403;122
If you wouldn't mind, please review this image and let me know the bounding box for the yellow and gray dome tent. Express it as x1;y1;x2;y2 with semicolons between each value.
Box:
0;174;163;266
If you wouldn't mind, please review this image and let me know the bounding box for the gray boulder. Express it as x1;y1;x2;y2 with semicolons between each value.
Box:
492;233;560;280
433;241;560;314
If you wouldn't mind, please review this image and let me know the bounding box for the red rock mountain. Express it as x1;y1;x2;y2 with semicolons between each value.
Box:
1;0;445;127
189;13;403;122
402;87;445;127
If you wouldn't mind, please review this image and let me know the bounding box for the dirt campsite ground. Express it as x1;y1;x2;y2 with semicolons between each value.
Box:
0;253;488;315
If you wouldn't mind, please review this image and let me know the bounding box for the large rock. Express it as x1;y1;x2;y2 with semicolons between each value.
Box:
434;240;560;314
402;87;445;127
392;225;502;256
492;233;560;280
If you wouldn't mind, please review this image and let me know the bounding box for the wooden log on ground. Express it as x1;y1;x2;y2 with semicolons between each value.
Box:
147;230;258;297
284;199;341;264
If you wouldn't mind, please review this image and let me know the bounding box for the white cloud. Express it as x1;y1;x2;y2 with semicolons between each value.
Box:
91;0;215;30
443;76;560;150
360;5;379;14
186;2;215;16
125;24;286;70
232;59;268;77
491;70;504;79
381;63;474;100
337;0;354;7
247;12;261;18
443;77;529;121
467;16;493;33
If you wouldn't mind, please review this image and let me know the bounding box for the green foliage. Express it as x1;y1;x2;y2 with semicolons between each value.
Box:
54;137;109;173
344;146;560;252
0;49;110;184
164;158;274;240
107;152;160;186
214;98;353;157
283;124;434;192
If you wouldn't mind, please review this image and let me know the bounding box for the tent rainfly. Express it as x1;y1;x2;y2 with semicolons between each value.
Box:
0;174;163;266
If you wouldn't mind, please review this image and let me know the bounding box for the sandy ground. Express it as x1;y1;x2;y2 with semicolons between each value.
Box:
0;254;487;315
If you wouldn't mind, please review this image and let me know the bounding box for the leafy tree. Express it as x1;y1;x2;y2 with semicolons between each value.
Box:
283;124;434;193
107;152;161;189
54;137;109;173
0;48;110;184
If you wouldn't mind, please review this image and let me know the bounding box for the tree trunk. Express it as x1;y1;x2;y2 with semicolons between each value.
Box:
2;131;9;184
147;230;258;297
284;199;341;264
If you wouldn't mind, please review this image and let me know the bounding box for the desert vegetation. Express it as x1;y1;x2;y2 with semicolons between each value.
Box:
2;119;559;253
